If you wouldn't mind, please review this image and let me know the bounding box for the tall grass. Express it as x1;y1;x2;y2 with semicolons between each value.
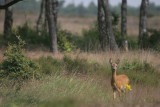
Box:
36;55;160;87
0;51;160;106
0;74;111;107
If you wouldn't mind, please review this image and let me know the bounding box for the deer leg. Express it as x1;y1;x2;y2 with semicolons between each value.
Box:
113;89;116;100
117;89;122;99
125;87;128;96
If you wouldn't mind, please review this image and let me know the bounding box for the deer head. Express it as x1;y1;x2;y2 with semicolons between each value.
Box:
109;58;120;72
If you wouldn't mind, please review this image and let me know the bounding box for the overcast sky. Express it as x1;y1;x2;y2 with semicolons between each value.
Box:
64;0;160;7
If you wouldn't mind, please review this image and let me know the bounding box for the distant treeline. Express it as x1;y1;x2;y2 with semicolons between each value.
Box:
13;0;160;15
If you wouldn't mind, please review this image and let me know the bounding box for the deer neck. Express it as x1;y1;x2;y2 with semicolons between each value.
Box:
112;70;117;82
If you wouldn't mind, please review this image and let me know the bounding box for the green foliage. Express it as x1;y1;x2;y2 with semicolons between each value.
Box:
138;29;160;51
120;59;159;86
37;55;108;75
127;36;139;49
11;23;50;47
121;59;156;73
81;22;100;51
124;70;159;87
147;29;160;51
63;55;105;74
10;23;77;52
0;36;40;81
37;56;62;74
58;30;77;53
112;12;120;26
112;13;138;50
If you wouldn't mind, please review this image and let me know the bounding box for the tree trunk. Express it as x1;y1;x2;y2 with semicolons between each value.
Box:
4;6;13;40
98;0;110;51
46;0;58;53
37;0;45;35
44;0;48;32
121;0;128;51
139;0;149;48
100;0;119;51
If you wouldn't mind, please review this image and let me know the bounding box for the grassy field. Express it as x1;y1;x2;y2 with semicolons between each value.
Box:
0;50;160;106
0;10;160;107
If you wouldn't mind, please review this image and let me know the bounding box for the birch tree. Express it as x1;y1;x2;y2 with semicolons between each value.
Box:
46;0;58;53
139;0;149;48
98;0;118;51
121;0;128;51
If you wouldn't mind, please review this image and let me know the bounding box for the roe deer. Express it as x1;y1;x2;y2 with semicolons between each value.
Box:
109;58;129;100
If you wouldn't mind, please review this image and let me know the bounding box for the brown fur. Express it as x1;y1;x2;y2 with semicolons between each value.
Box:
109;58;130;100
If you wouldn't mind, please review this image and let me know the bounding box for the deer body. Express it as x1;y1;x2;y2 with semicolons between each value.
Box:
109;59;129;100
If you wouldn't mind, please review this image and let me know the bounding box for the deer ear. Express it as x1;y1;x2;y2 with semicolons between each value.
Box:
109;58;112;64
116;59;120;64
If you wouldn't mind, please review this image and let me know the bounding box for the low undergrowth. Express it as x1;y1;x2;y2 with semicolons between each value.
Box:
119;59;159;87
37;56;63;75
0;74;111;107
36;55;159;87
0;36;40;88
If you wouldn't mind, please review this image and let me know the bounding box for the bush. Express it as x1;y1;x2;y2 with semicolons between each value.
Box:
127;36;138;50
58;30;77;52
121;59;156;73
137;29;160;51
63;55;104;74
81;22;101;51
0;36;40;82
37;56;62;74
147;29;160;51
120;59;159;86
11;23;50;47
10;23;77;52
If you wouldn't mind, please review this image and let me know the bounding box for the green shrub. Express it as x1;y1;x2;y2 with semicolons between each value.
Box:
124;70;159;87
148;29;160;51
58;30;77;52
37;56;62;74
0;36;40;82
127;36;138;49
121;59;156;73
137;29;160;51
81;22;101;51
119;59;159;86
10;23;77;52
11;23;50;47
114;27;123;47
63;55;104;74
